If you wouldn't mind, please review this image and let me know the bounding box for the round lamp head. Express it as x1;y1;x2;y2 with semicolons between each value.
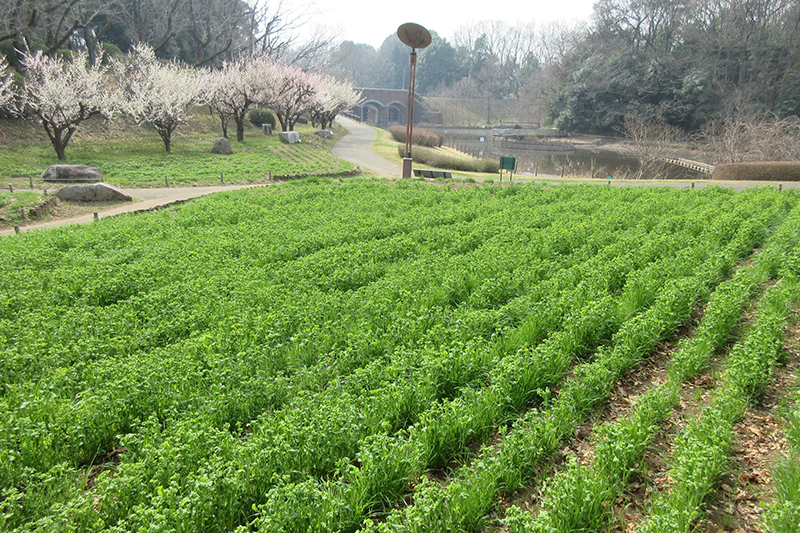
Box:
397;23;432;49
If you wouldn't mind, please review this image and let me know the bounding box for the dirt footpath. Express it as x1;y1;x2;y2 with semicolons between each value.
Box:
0;184;263;236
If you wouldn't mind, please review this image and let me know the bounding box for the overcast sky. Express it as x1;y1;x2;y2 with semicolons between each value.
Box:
292;0;597;49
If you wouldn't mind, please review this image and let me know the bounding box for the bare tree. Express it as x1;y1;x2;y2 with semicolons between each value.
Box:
623;113;685;178
117;0;186;55
702;106;800;163
1;0;118;69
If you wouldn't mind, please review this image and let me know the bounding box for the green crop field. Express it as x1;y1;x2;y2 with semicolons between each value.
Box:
1;179;799;532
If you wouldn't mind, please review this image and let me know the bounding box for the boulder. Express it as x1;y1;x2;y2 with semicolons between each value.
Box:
211;137;233;154
56;183;132;202
315;130;333;139
41;164;103;183
278;131;301;144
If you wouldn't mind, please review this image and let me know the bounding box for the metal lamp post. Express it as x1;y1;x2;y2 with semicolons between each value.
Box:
397;22;432;178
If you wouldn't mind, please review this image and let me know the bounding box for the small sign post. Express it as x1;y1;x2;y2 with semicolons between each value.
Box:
499;156;516;182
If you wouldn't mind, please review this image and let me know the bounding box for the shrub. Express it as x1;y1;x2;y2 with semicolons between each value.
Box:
389;125;444;147
398;145;500;173
101;43;125;62
248;109;276;128
712;162;800;181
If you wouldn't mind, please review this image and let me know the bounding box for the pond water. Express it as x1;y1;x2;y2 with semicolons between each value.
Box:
441;128;707;180
503;147;706;180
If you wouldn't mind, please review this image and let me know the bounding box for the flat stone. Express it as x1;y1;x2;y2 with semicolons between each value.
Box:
315;130;333;139
211;137;232;154
56;183;132;202
278;131;301;144
41;164;103;183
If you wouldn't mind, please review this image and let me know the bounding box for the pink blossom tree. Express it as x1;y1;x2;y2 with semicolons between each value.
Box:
115;44;200;153
310;77;360;130
19;51;115;160
263;64;323;132
202;56;271;142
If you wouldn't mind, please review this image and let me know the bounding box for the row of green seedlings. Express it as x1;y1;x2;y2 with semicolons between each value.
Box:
13;190;765;531
3;189;788;528
502;202;800;532
0;186;720;524
0;184;667;483
765;358;800;531
225;200;786;532
366;201;796;530
350;205;794;533
77;207;706;532
637;273;800;525
42;192;788;532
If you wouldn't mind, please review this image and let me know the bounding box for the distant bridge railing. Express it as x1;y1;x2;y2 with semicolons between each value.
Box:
663;157;714;175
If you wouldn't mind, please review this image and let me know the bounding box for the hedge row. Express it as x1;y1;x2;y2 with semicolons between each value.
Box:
712;162;800;181
398;145;500;174
389;125;444;147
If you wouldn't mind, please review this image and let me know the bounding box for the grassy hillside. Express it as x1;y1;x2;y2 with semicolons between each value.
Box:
0;109;354;188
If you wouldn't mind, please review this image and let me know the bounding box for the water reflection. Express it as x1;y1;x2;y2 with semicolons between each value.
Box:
442;127;707;180
496;148;706;180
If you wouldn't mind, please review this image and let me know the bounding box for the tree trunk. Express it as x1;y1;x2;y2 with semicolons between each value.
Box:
158;128;173;153
277;113;289;131
85;26;98;67
235;114;245;142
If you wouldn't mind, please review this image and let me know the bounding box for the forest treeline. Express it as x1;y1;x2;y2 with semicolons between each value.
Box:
3;0;800;137
331;0;800;135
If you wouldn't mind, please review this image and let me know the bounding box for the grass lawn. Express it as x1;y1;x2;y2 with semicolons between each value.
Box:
0;109;354;188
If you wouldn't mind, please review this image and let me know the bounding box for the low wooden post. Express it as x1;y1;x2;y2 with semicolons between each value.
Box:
29;176;33;188
165;175;169;187
691;182;695;189
8;185;13;193
14;226;20;233
220;172;224;184
779;184;783;192
93;212;99;221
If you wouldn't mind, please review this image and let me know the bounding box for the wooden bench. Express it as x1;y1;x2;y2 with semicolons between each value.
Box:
413;169;453;179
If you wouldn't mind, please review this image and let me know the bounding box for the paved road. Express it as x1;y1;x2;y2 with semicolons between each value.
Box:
332;117;402;178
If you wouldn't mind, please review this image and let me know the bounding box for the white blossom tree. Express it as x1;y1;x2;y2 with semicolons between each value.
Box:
310;76;359;130
202;55;271;142
0;57;16;111
115;44;200;153
263;63;323;132
19;50;115;160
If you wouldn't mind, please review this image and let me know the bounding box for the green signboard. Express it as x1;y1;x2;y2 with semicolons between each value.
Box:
499;156;516;181
500;157;516;170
